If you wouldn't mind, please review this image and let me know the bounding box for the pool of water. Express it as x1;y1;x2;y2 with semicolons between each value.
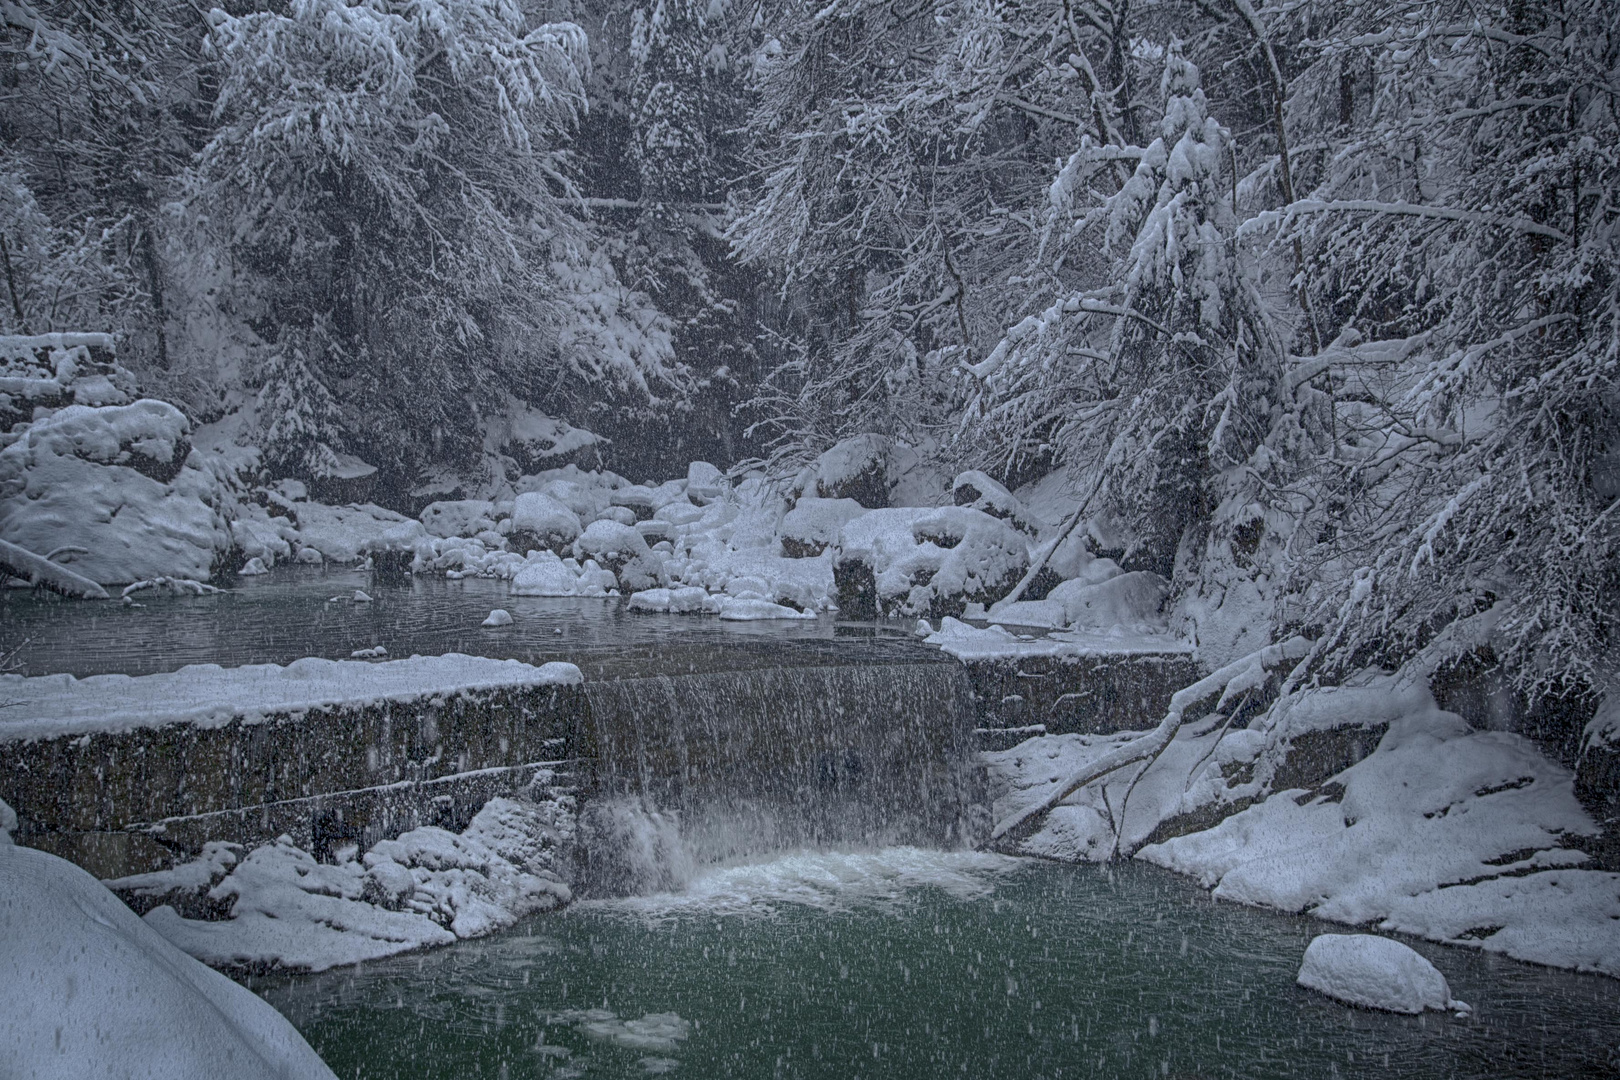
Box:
0;568;933;679
257;852;1620;1080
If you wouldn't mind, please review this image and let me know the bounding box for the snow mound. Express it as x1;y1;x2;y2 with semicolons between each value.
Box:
836;506;1028;618
0;400;232;584
146;796;572;971
291;501;414;563
0;843;336;1079
993;570;1168;631
510;551;599;596
953;470;1037;534
1297;934;1470;1014
482;608;513;627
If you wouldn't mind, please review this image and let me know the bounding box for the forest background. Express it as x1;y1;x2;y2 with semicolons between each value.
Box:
3;0;1617;705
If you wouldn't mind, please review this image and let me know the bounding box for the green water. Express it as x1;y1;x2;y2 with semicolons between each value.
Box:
257;851;1619;1080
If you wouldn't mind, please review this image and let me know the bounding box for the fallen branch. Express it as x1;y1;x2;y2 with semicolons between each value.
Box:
0;537;109;600
988;636;1311;842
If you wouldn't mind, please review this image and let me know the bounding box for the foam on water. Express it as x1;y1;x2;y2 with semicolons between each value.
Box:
585;845;1025;919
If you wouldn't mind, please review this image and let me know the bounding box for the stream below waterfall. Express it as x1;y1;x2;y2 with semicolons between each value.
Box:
258;851;1619;1080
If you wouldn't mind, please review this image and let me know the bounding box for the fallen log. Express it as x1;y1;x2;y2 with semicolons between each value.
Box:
0;537;110;600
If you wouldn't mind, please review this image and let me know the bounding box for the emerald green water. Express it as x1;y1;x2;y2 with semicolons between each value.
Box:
257;851;1619;1080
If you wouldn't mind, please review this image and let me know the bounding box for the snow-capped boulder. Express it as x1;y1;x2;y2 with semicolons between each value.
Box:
833;505;1027;619
0;400;234;585
686;461;726;503
1297;935;1470;1014
0;842;337;1079
419;499;498;539
0;333;138;429
574;518;662;590
596;505;637;526
802;433;894;508
952;470;1037;535
627;586;714;614
780;497;866;558
508;491;581;554
510;551;584;596
1577;694;1620;825
609;484;656;520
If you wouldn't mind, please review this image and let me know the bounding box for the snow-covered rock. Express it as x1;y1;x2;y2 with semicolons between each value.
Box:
0;333;137;429
686;461;726;503
0;842;336;1079
991;570;1168;632
780;496;865;558
419;499;498;539
145;796;572;971
627;586;714;614
574;518;662;591
1137;678;1620;976
1296;934;1470;1014
716;597;816;620
292;501;415;563
481;608;513;627
508;491;582;551
509;551;590;596
835;505;1028;618
0;400;233;585
953;470;1037;534
801;433;894;508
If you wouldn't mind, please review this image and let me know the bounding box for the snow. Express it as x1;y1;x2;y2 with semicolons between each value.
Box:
686;461;726;502
1297;934;1470;1015
145;795;572;972
1135;678;1620;976
0;842;336;1079
481;608;513;626
0;654;583;742
990;570;1168;632
0;401;233;585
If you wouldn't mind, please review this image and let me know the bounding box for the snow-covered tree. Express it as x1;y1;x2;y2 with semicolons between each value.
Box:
193;0;593;478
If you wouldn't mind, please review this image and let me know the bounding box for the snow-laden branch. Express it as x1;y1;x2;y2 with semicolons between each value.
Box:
988;637;1312;842
1239;200;1571;244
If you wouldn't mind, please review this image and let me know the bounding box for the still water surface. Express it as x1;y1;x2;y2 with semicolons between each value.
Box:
259;852;1620;1080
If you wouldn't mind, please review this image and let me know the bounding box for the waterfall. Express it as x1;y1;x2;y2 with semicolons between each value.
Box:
574;660;984;892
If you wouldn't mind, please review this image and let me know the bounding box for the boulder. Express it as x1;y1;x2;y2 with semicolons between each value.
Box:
508;492;581;554
419;500;498;540
952;470;1037;535
780;497;866;558
0;400;232;585
1297;934;1470;1015
804;434;893;508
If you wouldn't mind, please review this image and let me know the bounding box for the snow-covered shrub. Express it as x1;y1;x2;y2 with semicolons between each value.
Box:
0;334;137;430
0;400;233;584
